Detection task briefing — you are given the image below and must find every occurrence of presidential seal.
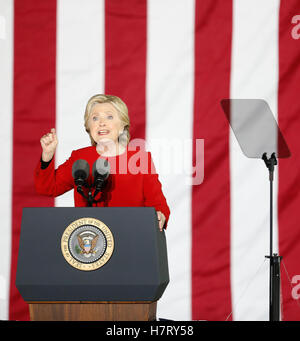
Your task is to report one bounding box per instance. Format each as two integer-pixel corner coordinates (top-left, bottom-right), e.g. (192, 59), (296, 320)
(61, 217), (114, 271)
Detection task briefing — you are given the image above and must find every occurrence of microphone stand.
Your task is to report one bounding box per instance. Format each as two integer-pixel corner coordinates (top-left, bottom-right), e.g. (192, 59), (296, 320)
(75, 179), (106, 207)
(262, 152), (282, 321)
(76, 184), (94, 207)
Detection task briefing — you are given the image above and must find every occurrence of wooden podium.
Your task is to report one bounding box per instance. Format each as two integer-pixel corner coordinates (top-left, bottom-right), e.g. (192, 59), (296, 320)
(16, 207), (169, 321)
(28, 301), (157, 321)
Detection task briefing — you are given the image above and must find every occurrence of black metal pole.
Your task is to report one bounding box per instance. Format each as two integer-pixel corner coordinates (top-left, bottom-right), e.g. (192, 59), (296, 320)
(269, 174), (273, 321)
(271, 254), (281, 320)
(270, 168), (273, 257)
(262, 152), (281, 321)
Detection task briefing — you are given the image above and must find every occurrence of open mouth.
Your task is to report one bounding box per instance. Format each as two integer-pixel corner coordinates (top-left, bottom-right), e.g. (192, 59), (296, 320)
(98, 130), (110, 136)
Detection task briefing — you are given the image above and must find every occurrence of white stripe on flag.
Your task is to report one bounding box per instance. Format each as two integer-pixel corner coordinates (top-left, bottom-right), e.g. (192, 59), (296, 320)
(146, 0), (195, 321)
(0, 0), (13, 320)
(230, 0), (280, 320)
(55, 0), (105, 207)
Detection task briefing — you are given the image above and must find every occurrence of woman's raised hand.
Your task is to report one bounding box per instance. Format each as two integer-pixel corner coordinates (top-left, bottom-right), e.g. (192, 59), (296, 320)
(40, 128), (58, 162)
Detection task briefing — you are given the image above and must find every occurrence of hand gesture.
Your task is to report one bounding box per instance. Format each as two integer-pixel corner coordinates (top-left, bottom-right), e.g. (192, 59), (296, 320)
(40, 128), (58, 162)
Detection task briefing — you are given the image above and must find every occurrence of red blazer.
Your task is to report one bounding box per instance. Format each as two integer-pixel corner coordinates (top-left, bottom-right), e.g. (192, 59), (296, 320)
(34, 146), (170, 228)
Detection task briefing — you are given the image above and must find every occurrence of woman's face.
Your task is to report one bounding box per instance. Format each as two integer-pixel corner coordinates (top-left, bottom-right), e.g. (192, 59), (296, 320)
(88, 102), (124, 146)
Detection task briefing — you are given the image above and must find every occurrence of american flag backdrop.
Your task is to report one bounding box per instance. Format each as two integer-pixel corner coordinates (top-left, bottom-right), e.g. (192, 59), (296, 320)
(0, 0), (300, 321)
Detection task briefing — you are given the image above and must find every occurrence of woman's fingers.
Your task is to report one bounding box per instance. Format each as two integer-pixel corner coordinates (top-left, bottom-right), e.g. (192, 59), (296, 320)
(40, 128), (57, 146)
(41, 136), (53, 147)
(40, 128), (58, 162)
(42, 135), (51, 144)
(157, 211), (166, 231)
(50, 128), (58, 141)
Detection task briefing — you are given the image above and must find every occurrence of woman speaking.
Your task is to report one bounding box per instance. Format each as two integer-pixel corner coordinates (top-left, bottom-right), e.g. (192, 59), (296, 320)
(34, 94), (170, 230)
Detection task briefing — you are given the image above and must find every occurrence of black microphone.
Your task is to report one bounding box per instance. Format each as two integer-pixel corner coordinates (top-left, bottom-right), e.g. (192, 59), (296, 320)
(72, 159), (90, 189)
(92, 158), (110, 192)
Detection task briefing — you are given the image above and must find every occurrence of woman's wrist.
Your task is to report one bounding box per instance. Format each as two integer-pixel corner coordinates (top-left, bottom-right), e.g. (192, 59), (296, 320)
(42, 151), (54, 162)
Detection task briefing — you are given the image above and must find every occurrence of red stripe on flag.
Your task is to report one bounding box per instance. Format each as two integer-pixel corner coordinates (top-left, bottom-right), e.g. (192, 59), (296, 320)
(192, 0), (233, 320)
(278, 0), (300, 321)
(11, 0), (57, 320)
(105, 0), (147, 140)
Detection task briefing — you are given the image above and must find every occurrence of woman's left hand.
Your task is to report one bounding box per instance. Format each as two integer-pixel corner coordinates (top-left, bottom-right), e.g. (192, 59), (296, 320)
(157, 211), (166, 231)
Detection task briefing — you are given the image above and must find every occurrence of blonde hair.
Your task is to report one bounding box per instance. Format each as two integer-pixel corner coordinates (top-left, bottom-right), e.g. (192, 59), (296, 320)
(84, 94), (130, 146)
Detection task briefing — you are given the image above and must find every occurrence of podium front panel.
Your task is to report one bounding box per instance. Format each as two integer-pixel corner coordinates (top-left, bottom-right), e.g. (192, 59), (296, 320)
(16, 207), (169, 302)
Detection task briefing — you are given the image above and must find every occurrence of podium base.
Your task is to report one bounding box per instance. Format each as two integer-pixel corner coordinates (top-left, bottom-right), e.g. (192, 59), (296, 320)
(28, 301), (157, 321)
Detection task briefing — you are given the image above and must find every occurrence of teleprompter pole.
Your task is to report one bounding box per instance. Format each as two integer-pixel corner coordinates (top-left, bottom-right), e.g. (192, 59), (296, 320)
(262, 152), (282, 321)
